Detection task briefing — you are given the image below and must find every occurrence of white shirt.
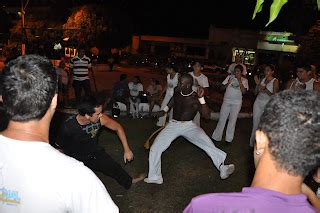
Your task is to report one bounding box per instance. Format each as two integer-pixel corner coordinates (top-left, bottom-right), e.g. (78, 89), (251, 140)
(128, 82), (143, 97)
(0, 135), (118, 213)
(188, 72), (209, 91)
(227, 63), (247, 75)
(290, 78), (315, 90)
(222, 75), (249, 103)
(256, 78), (277, 102)
(166, 73), (179, 96)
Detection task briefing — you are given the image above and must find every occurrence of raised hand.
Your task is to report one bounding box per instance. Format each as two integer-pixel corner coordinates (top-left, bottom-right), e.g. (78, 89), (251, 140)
(254, 75), (260, 85)
(259, 84), (266, 91)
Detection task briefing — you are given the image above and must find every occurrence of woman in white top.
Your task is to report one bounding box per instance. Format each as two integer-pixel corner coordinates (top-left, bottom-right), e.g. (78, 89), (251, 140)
(212, 65), (249, 144)
(250, 64), (279, 146)
(128, 76), (143, 118)
(188, 62), (210, 126)
(156, 65), (179, 126)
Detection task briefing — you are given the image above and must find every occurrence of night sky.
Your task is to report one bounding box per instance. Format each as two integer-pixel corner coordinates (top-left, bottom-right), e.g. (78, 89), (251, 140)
(1, 0), (319, 37)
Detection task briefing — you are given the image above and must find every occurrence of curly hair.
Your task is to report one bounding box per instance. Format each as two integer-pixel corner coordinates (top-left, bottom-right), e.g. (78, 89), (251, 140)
(258, 90), (320, 177)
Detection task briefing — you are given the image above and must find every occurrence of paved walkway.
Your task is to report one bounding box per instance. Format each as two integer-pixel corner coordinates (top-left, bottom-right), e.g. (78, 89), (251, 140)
(60, 64), (254, 117)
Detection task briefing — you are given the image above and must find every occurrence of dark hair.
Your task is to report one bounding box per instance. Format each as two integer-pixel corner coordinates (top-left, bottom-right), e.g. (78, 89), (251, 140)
(165, 63), (177, 71)
(77, 96), (102, 116)
(2, 55), (57, 121)
(258, 90), (320, 177)
(296, 62), (311, 72)
(193, 61), (203, 68)
(120, 74), (127, 81)
(133, 75), (142, 84)
(264, 63), (278, 78)
(265, 63), (275, 71)
(234, 64), (243, 72)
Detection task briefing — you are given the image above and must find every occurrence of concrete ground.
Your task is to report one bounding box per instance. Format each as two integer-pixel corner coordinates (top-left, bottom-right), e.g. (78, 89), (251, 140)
(51, 66), (256, 212)
(49, 111), (255, 213)
(1, 65), (256, 212)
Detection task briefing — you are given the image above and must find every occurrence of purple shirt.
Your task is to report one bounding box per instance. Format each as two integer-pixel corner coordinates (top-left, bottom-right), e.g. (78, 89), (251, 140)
(184, 187), (317, 213)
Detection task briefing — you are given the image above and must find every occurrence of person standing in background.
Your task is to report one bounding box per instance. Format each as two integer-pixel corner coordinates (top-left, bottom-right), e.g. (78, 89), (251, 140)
(188, 62), (209, 127)
(287, 63), (320, 91)
(56, 60), (71, 108)
(70, 47), (92, 106)
(250, 64), (279, 147)
(212, 65), (248, 144)
(227, 54), (247, 76)
(156, 65), (179, 126)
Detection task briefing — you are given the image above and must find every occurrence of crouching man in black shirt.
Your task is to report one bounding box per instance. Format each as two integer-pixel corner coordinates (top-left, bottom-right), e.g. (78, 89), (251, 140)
(58, 96), (144, 189)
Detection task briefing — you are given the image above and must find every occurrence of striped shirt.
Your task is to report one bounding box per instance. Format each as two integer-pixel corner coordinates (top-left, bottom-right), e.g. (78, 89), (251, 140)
(70, 55), (92, 81)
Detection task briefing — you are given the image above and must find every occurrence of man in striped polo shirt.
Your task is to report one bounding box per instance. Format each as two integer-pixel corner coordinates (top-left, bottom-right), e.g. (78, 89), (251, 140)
(70, 48), (92, 105)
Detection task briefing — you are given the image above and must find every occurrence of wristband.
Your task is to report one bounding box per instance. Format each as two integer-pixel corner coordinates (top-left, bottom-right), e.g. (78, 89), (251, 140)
(163, 106), (169, 112)
(198, 97), (206, 104)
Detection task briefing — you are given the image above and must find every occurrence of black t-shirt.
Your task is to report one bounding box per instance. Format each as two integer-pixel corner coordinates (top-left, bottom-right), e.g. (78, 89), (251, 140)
(112, 81), (129, 98)
(58, 115), (102, 161)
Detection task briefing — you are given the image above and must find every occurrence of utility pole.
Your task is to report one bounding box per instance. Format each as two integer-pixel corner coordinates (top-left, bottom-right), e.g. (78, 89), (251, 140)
(21, 0), (27, 55)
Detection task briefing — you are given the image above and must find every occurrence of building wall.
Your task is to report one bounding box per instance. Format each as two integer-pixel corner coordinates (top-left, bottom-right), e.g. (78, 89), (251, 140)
(131, 27), (298, 67)
(208, 25), (259, 49)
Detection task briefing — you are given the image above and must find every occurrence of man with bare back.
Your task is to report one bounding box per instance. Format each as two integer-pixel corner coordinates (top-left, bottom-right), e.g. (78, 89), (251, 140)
(144, 74), (235, 184)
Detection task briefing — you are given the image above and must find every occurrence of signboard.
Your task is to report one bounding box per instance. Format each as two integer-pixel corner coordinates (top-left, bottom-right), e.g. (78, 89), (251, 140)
(65, 47), (77, 58)
(258, 31), (298, 53)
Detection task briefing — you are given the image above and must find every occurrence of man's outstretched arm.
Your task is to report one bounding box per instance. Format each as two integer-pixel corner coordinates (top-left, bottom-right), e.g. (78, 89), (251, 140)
(100, 114), (133, 163)
(152, 95), (175, 118)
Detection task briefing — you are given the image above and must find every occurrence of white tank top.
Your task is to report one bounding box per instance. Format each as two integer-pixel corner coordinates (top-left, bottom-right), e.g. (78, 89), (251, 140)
(256, 78), (277, 101)
(166, 73), (179, 95)
(290, 78), (315, 90)
(305, 78), (315, 90)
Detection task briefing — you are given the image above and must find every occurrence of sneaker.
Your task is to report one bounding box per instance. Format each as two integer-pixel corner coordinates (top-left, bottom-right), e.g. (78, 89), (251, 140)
(219, 164), (235, 179)
(144, 177), (163, 184)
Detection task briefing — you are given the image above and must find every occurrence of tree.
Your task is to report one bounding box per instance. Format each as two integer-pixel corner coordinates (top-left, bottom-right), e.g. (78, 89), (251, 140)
(63, 4), (133, 49)
(63, 5), (108, 46)
(253, 0), (320, 26)
(295, 20), (320, 65)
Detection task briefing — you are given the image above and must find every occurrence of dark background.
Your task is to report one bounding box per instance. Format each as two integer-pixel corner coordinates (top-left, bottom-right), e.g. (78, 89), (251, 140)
(1, 0), (319, 37)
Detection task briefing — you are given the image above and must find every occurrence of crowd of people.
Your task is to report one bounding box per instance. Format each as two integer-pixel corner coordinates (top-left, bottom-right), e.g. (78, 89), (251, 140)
(0, 52), (319, 212)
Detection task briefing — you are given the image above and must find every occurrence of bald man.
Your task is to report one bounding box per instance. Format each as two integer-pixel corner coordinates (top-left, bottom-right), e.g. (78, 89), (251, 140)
(144, 74), (234, 184)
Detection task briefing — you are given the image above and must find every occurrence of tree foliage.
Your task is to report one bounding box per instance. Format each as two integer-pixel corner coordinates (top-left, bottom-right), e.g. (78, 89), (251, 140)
(253, 0), (320, 26)
(63, 4), (133, 48)
(63, 5), (108, 46)
(296, 20), (320, 65)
